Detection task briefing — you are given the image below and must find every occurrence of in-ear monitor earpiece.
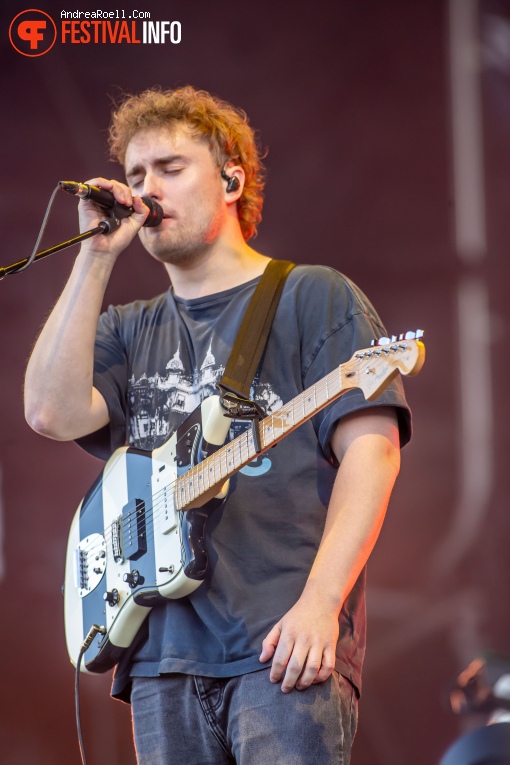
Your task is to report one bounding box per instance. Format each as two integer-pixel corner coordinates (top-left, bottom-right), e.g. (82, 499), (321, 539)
(221, 165), (240, 193)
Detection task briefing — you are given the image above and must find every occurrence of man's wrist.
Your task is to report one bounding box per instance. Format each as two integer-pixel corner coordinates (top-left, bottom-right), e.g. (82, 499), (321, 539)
(76, 242), (121, 270)
(301, 577), (344, 616)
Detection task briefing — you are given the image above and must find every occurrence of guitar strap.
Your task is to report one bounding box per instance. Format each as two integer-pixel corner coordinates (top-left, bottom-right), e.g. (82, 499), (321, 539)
(217, 258), (295, 401)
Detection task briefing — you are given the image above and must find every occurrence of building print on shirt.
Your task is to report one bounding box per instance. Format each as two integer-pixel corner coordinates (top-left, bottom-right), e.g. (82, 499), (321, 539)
(127, 341), (282, 478)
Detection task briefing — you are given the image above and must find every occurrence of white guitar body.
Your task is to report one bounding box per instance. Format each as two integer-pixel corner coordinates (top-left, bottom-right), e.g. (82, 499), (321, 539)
(64, 396), (231, 673)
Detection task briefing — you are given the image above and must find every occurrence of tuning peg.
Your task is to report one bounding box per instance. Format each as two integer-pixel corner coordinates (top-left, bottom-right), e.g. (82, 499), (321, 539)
(372, 330), (424, 347)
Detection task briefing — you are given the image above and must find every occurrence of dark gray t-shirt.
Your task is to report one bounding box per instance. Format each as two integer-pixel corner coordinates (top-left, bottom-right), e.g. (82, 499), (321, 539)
(79, 264), (411, 702)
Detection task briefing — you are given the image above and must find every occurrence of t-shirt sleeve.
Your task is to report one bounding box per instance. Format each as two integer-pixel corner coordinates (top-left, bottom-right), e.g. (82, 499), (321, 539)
(298, 269), (412, 462)
(75, 305), (130, 460)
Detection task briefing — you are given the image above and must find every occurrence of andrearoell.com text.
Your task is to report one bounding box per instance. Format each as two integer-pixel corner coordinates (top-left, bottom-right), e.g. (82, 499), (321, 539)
(61, 10), (150, 19)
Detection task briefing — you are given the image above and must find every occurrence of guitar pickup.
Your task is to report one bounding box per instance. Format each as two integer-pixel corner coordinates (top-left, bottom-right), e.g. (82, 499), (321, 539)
(121, 498), (147, 561)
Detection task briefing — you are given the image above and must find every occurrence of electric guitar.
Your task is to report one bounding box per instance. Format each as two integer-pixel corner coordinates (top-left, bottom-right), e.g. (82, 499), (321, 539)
(64, 331), (425, 673)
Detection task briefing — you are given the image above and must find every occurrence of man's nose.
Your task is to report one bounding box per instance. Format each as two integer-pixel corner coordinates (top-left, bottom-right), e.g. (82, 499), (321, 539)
(141, 172), (162, 199)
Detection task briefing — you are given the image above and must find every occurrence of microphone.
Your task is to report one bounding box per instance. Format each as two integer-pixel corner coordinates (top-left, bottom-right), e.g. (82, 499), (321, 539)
(58, 181), (164, 227)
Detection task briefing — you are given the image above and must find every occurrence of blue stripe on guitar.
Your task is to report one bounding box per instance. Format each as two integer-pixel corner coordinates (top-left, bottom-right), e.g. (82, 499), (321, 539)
(124, 449), (156, 602)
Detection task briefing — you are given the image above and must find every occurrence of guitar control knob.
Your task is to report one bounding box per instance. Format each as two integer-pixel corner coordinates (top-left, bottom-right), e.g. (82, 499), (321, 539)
(103, 588), (119, 606)
(123, 570), (141, 588)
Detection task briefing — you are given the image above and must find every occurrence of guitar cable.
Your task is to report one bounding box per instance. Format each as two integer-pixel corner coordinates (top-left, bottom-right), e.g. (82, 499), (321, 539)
(75, 625), (106, 765)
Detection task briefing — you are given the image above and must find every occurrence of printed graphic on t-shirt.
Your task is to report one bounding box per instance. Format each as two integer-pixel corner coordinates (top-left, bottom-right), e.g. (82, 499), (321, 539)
(127, 341), (282, 472)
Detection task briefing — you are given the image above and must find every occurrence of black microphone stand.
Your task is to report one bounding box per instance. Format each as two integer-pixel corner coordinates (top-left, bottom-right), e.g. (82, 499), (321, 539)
(0, 218), (119, 280)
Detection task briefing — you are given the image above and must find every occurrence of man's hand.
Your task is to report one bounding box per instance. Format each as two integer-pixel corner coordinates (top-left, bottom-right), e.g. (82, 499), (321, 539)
(78, 177), (150, 261)
(260, 586), (339, 693)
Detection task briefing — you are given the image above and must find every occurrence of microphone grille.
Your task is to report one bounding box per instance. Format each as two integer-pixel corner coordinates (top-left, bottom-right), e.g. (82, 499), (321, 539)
(141, 198), (164, 228)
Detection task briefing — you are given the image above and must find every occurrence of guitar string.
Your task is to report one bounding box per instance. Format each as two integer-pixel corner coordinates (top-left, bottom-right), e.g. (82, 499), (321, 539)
(75, 346), (409, 568)
(74, 347), (401, 567)
(77, 424), (252, 566)
(75, 369), (343, 567)
(76, 347), (401, 567)
(77, 375), (331, 566)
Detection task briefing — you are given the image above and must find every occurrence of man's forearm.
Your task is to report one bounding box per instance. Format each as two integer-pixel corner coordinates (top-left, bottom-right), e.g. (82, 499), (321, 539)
(24, 248), (115, 440)
(305, 421), (400, 612)
(260, 408), (401, 692)
(25, 180), (150, 441)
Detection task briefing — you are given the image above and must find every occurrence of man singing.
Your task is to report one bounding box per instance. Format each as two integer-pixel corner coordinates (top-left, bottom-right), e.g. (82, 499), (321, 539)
(25, 86), (410, 764)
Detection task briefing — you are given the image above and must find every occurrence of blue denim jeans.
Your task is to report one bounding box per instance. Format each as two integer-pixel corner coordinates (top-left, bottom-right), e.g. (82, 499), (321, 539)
(131, 668), (358, 765)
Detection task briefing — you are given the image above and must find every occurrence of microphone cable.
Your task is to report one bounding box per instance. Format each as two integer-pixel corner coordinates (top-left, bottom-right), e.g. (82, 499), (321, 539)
(13, 185), (60, 273)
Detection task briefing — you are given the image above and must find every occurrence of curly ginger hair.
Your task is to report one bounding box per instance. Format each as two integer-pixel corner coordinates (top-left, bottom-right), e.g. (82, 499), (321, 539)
(108, 86), (265, 241)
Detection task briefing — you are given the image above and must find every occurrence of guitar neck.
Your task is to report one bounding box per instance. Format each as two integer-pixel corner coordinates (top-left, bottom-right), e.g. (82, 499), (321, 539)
(174, 360), (358, 510)
(174, 333), (425, 511)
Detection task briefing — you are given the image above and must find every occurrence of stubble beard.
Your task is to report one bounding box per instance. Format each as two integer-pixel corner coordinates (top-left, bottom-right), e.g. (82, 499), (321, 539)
(145, 230), (212, 267)
(140, 193), (226, 267)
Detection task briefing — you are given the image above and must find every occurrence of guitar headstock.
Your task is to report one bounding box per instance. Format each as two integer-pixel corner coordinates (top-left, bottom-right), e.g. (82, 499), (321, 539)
(343, 330), (425, 401)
